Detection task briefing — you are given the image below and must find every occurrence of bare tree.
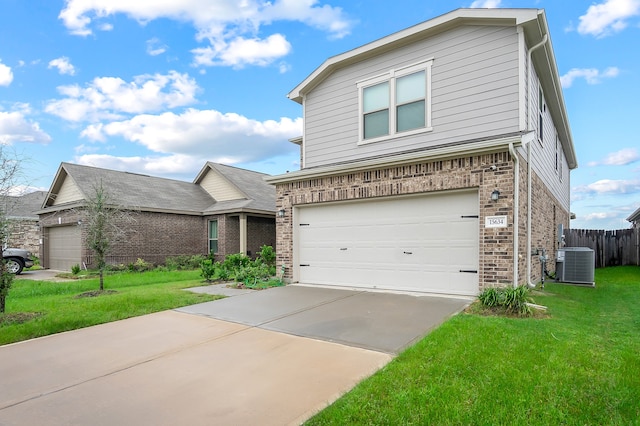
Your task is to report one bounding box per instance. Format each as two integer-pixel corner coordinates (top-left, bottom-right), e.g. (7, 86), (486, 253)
(82, 180), (137, 291)
(0, 147), (21, 313)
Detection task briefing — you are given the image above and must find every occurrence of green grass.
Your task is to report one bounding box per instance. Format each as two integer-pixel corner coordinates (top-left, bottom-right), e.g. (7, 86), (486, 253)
(0, 269), (221, 346)
(306, 266), (640, 425)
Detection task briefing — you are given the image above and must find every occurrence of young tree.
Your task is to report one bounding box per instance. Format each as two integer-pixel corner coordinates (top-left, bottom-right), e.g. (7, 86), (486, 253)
(0, 147), (21, 313)
(82, 180), (136, 291)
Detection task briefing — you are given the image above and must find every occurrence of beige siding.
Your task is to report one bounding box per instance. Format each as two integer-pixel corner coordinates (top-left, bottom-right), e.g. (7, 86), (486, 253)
(199, 169), (245, 201)
(303, 25), (521, 168)
(52, 176), (83, 205)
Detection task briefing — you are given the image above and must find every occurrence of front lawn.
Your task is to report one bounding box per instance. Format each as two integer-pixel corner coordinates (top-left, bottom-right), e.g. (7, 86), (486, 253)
(0, 270), (221, 346)
(306, 266), (640, 425)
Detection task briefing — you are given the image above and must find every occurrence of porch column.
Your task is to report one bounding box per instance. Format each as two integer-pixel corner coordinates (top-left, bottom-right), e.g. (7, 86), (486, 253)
(239, 213), (247, 255)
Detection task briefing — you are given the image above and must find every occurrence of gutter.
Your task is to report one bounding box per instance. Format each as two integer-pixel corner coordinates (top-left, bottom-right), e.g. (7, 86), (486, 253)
(508, 142), (520, 288)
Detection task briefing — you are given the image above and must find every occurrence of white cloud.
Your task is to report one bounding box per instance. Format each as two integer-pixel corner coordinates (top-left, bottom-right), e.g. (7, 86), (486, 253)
(469, 0), (502, 8)
(0, 107), (52, 145)
(80, 108), (302, 163)
(587, 148), (639, 166)
(77, 108), (302, 177)
(577, 0), (640, 37)
(48, 56), (76, 75)
(58, 0), (353, 68)
(573, 179), (640, 195)
(45, 71), (199, 122)
(192, 33), (291, 68)
(580, 211), (620, 221)
(0, 60), (13, 86)
(146, 38), (167, 56)
(560, 67), (619, 88)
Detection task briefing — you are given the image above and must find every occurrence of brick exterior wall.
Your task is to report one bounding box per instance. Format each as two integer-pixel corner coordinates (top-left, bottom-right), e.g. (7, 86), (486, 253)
(247, 216), (276, 257)
(40, 210), (206, 267)
(527, 166), (570, 283)
(275, 150), (569, 291)
(6, 219), (40, 255)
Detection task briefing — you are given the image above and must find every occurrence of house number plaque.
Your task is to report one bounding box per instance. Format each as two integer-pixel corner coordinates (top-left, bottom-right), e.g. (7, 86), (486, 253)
(485, 215), (508, 228)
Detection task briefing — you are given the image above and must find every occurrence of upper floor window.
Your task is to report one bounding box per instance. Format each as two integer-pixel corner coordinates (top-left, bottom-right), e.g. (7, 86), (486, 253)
(358, 59), (433, 144)
(538, 85), (546, 145)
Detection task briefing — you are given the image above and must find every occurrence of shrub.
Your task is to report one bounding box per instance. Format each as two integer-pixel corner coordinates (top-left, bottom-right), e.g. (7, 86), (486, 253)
(127, 258), (154, 273)
(478, 285), (532, 316)
(165, 254), (206, 271)
(71, 264), (81, 275)
(222, 253), (251, 271)
(200, 259), (217, 282)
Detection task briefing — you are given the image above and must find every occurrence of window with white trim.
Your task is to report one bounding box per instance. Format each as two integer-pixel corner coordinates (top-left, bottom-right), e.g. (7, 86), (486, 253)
(538, 85), (546, 145)
(208, 220), (218, 254)
(358, 59), (433, 143)
(555, 134), (559, 172)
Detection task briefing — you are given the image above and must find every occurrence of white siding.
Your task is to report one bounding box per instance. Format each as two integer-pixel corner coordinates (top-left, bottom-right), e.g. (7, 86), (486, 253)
(52, 176), (83, 205)
(303, 25), (521, 167)
(199, 169), (245, 201)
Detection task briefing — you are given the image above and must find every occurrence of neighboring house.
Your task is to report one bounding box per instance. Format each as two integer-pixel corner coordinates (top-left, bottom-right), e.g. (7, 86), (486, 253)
(1, 191), (47, 254)
(266, 8), (577, 296)
(627, 206), (640, 229)
(38, 162), (275, 271)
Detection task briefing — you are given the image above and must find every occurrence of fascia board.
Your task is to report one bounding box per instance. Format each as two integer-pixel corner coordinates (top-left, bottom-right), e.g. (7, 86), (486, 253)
(627, 206), (640, 222)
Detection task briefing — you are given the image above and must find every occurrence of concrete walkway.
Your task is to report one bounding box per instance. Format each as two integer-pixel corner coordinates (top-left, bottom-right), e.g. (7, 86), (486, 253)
(0, 285), (470, 425)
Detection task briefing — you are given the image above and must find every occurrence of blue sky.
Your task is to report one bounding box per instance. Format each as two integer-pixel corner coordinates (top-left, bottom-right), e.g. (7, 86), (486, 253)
(0, 0), (638, 230)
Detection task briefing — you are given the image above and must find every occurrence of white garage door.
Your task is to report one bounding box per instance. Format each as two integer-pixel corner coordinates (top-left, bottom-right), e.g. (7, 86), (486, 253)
(296, 190), (479, 296)
(48, 226), (82, 271)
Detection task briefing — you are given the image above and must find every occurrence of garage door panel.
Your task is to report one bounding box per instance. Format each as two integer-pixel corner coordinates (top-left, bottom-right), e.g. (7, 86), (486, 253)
(48, 226), (81, 271)
(296, 191), (479, 296)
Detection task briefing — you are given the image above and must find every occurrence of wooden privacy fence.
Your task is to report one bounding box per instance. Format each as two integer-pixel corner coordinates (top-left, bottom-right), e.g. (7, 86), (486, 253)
(564, 228), (639, 268)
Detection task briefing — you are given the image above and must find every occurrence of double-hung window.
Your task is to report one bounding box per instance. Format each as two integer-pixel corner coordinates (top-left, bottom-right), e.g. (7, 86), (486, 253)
(358, 59), (433, 144)
(208, 220), (218, 254)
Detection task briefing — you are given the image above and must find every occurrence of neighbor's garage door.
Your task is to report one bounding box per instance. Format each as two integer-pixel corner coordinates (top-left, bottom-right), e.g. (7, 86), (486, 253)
(47, 226), (81, 271)
(296, 190), (479, 296)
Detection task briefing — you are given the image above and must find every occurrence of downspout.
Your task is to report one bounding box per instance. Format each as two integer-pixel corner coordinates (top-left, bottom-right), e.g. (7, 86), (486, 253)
(526, 34), (548, 288)
(508, 142), (519, 288)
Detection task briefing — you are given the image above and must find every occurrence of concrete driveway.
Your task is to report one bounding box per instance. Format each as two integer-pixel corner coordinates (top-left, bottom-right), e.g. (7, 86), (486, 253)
(0, 285), (470, 425)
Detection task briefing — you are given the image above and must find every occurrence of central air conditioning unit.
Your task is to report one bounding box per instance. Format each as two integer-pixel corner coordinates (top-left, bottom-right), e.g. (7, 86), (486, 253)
(556, 247), (595, 286)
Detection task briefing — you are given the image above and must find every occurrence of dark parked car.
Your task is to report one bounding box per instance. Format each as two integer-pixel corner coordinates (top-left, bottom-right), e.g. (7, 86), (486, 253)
(2, 248), (34, 275)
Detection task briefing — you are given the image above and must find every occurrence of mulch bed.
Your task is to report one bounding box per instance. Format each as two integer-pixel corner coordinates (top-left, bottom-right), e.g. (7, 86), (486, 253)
(464, 300), (550, 319)
(74, 290), (119, 298)
(0, 312), (44, 325)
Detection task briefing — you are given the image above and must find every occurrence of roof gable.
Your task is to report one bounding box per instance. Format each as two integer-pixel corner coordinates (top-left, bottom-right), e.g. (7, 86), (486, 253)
(288, 8), (541, 103)
(197, 163), (276, 214)
(195, 164), (247, 201)
(52, 173), (83, 206)
(287, 7), (576, 170)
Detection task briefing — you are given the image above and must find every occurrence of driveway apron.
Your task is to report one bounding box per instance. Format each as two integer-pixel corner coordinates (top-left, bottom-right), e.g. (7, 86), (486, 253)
(0, 285), (469, 426)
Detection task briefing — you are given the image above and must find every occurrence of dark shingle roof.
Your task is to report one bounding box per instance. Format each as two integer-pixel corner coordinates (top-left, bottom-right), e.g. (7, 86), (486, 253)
(54, 163), (215, 214)
(1, 191), (47, 219)
(41, 162), (275, 216)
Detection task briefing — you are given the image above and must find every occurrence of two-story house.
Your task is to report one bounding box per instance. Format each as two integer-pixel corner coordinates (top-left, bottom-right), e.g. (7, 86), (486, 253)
(267, 8), (577, 296)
